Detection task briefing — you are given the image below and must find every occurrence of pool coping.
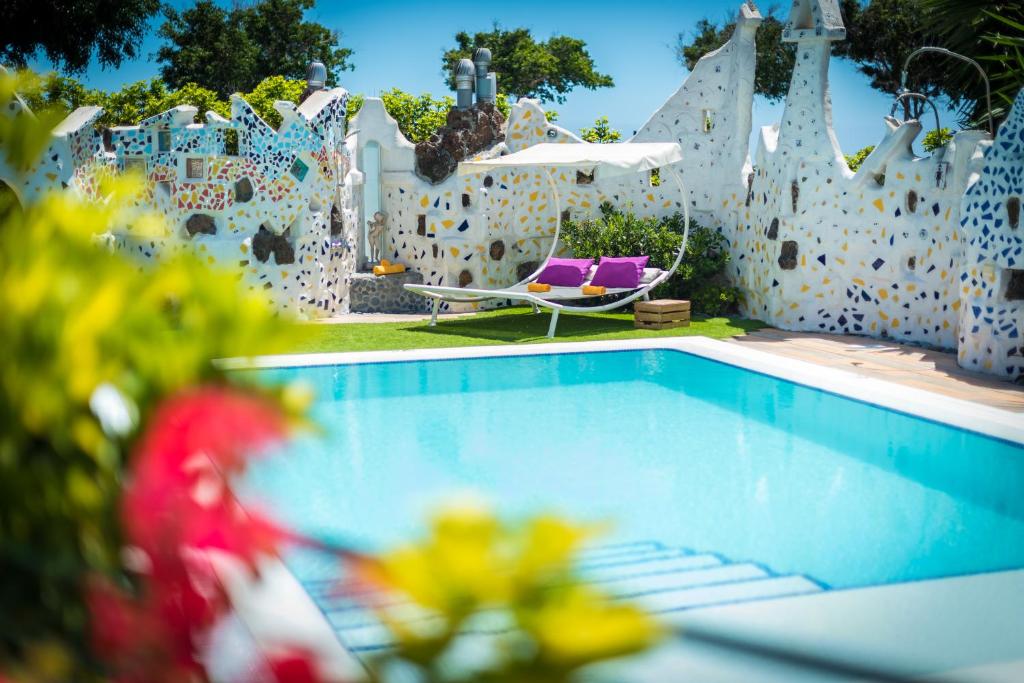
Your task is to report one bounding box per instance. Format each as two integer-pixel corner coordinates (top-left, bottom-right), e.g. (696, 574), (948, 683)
(219, 336), (1024, 446)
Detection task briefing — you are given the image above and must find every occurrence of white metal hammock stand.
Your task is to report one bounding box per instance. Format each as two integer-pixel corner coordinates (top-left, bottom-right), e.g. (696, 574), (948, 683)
(403, 143), (690, 338)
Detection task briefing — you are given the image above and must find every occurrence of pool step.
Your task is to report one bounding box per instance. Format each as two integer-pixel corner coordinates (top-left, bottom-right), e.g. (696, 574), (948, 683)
(302, 541), (825, 654)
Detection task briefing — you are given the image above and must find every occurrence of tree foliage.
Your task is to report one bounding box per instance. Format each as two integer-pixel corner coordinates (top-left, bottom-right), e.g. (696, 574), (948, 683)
(675, 0), (1024, 128)
(19, 73), (309, 129)
(156, 0), (353, 98)
(347, 90), (514, 143)
(442, 26), (613, 103)
(580, 116), (622, 143)
(922, 0), (1024, 127)
(832, 0), (951, 119)
(675, 10), (795, 102)
(0, 0), (160, 73)
(844, 144), (875, 171)
(922, 127), (953, 152)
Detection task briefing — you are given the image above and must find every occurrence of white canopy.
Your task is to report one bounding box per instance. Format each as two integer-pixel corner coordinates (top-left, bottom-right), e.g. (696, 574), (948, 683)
(457, 142), (684, 179)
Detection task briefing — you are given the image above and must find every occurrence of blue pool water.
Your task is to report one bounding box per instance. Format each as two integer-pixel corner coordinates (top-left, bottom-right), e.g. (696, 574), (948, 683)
(239, 349), (1024, 590)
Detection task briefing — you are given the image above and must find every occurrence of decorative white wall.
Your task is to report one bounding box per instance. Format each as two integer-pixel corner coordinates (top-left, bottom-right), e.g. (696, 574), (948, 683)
(4, 0), (1021, 378)
(958, 92), (1024, 380)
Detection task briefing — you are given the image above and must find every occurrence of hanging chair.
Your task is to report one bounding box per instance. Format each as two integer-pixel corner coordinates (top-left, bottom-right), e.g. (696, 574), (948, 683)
(403, 142), (689, 337)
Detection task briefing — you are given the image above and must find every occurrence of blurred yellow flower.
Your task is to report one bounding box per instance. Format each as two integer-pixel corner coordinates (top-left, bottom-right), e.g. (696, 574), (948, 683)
(524, 584), (662, 667)
(359, 504), (663, 681)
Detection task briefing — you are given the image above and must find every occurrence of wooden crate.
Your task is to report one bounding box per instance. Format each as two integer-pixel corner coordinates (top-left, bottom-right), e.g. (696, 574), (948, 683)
(635, 299), (691, 314)
(634, 309), (691, 323)
(634, 318), (690, 330)
(634, 299), (691, 330)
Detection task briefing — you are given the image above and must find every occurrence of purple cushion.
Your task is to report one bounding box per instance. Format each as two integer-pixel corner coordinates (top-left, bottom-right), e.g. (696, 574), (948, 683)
(536, 257), (594, 286)
(590, 256), (650, 288)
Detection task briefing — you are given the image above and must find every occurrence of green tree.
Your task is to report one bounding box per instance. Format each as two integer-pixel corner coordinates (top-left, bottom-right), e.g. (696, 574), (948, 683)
(15, 72), (101, 114)
(675, 10), (795, 101)
(156, 1), (258, 98)
(95, 78), (172, 127)
(674, 0), (942, 118)
(580, 116), (621, 143)
(922, 0), (1024, 127)
(0, 0), (160, 73)
(442, 26), (613, 103)
(242, 76), (307, 128)
(832, 0), (951, 120)
(922, 127), (953, 152)
(347, 90), (517, 143)
(157, 0), (353, 98)
(844, 144), (875, 171)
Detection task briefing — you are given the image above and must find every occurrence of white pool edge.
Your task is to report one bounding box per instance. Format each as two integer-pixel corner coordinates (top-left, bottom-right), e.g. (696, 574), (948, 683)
(218, 336), (1024, 446)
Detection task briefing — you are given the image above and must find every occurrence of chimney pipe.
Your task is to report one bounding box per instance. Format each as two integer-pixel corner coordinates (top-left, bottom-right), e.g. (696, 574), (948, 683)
(472, 47), (493, 104)
(454, 58), (475, 110)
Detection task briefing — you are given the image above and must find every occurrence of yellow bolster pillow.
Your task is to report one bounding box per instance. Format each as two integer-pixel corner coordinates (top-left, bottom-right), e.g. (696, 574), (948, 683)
(582, 285), (607, 295)
(528, 282), (551, 293)
(373, 263), (406, 276)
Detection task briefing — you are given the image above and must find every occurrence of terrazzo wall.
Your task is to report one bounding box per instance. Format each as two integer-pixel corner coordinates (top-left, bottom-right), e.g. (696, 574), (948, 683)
(3, 0), (1021, 377)
(345, 5), (762, 312)
(721, 0), (993, 353)
(958, 93), (1024, 379)
(3, 86), (357, 318)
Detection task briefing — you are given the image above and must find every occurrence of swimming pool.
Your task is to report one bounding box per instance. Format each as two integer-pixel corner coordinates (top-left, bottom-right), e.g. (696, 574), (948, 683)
(239, 345), (1024, 592)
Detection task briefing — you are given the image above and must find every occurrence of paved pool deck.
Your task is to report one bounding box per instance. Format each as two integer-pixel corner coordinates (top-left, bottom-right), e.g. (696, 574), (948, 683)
(728, 328), (1024, 413)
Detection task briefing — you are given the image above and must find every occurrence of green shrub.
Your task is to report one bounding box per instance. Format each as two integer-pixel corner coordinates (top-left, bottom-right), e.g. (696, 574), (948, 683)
(560, 204), (741, 315)
(690, 283), (742, 317)
(844, 144), (875, 172)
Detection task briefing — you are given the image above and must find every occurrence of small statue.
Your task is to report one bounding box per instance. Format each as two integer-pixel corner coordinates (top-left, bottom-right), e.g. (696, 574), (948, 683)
(366, 211), (387, 264)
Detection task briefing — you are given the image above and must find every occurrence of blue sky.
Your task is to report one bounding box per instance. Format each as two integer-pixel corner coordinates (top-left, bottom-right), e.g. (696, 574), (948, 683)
(30, 0), (958, 155)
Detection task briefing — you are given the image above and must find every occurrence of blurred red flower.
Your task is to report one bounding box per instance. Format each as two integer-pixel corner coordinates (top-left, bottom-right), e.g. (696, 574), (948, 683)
(89, 385), (319, 682)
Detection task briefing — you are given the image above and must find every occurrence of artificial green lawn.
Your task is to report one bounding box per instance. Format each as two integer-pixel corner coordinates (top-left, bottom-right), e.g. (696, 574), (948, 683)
(279, 307), (767, 354)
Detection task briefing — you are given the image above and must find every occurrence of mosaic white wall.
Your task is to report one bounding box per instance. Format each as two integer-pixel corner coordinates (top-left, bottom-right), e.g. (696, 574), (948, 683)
(2, 86), (357, 319)
(3, 0), (1021, 377)
(958, 93), (1024, 379)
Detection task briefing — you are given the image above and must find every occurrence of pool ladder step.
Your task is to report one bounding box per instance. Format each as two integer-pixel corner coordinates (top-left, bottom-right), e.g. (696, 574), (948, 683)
(306, 541), (826, 654)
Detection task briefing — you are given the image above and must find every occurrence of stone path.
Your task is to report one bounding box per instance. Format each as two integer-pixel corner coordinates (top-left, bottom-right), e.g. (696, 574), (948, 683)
(729, 328), (1024, 412)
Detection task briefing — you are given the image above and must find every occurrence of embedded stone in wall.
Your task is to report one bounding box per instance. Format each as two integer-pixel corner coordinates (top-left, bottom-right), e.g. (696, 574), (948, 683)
(458, 269), (474, 288)
(186, 213), (216, 237)
(778, 240), (798, 270)
(330, 204), (344, 236)
(235, 177), (254, 203)
(517, 260), (539, 282)
(1009, 196), (1020, 230)
(489, 240), (505, 261)
(767, 217), (779, 240)
(252, 225), (295, 265)
(349, 270), (428, 313)
(1007, 269), (1024, 301)
(415, 102), (505, 184)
